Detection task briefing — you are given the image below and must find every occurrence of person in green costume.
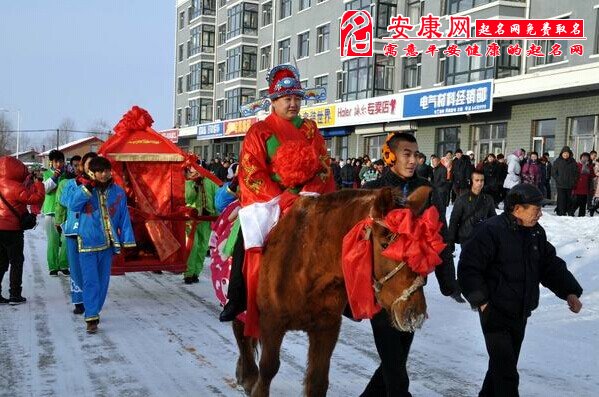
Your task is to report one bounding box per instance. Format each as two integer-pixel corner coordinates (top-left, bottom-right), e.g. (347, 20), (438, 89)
(184, 167), (219, 284)
(41, 150), (69, 276)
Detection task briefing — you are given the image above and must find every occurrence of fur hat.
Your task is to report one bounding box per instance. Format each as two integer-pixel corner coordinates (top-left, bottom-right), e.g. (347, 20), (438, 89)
(267, 64), (305, 100)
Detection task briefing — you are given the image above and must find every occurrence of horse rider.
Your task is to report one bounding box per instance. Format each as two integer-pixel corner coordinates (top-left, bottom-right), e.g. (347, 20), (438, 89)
(361, 132), (460, 397)
(218, 64), (335, 337)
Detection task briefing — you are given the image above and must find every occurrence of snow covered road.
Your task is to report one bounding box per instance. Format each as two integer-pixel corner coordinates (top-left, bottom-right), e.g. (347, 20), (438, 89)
(1, 210), (597, 396)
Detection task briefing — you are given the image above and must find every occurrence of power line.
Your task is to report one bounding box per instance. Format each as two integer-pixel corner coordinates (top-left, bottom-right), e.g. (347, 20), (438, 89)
(2, 129), (112, 136)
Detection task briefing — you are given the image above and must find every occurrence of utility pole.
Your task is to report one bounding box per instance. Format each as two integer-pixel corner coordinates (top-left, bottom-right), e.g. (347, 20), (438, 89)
(56, 129), (59, 150)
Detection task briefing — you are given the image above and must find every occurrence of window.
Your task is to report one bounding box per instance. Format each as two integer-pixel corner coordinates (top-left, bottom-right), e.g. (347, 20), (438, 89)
(228, 4), (243, 39)
(315, 75), (328, 102)
(228, 3), (258, 39)
(202, 25), (215, 53)
(496, 40), (520, 78)
(225, 88), (256, 119)
(278, 38), (291, 63)
(366, 135), (387, 161)
(436, 127), (461, 156)
(200, 99), (213, 122)
(316, 24), (330, 53)
(216, 99), (225, 119)
(447, 0), (498, 14)
(176, 109), (182, 127)
(336, 71), (344, 100)
(596, 9), (599, 54)
(532, 119), (556, 157)
(189, 63), (201, 91)
(445, 39), (495, 85)
(189, 100), (199, 125)
(337, 135), (349, 160)
(374, 55), (394, 95)
(218, 24), (227, 45)
(201, 62), (214, 89)
(402, 55), (421, 89)
(345, 0), (372, 10)
(242, 3), (259, 35)
(262, 1), (272, 26)
(300, 0), (311, 10)
(185, 107), (191, 125)
(217, 62), (225, 82)
(219, 0), (226, 7)
(567, 116), (599, 158)
(280, 0), (292, 19)
(179, 11), (185, 29)
(377, 1), (397, 38)
(177, 76), (183, 94)
(189, 27), (201, 56)
(190, 0), (216, 18)
(259, 88), (269, 98)
(178, 44), (184, 62)
(186, 73), (191, 91)
(188, 98), (213, 125)
(227, 46), (257, 80)
(342, 57), (373, 101)
(406, 0), (424, 24)
(260, 45), (271, 70)
(297, 31), (309, 58)
(437, 49), (446, 83)
(473, 123), (507, 160)
(533, 39), (567, 66)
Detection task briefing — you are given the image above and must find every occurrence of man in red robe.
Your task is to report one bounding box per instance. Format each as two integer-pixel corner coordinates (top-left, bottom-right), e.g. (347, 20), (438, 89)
(220, 64), (335, 337)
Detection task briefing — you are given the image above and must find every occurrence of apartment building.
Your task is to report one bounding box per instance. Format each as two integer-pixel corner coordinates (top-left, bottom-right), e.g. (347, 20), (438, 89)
(174, 0), (599, 162)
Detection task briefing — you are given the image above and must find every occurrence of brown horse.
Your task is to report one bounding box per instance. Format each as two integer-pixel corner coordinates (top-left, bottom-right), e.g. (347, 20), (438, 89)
(233, 186), (434, 396)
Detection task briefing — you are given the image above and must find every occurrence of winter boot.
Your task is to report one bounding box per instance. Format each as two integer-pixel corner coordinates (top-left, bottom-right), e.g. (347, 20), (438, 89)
(192, 275), (200, 283)
(183, 276), (195, 284)
(60, 269), (70, 276)
(9, 296), (27, 305)
(86, 319), (99, 334)
(0, 295), (9, 304)
(49, 270), (59, 277)
(73, 303), (85, 315)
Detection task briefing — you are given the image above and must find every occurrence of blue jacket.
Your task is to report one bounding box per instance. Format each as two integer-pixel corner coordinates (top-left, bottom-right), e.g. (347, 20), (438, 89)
(67, 181), (136, 253)
(59, 179), (80, 237)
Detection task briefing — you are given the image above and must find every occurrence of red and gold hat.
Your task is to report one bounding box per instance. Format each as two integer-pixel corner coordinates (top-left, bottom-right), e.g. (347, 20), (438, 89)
(267, 64), (305, 100)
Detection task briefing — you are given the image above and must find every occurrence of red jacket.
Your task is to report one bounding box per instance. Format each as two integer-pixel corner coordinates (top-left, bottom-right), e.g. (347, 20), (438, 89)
(0, 156), (45, 231)
(572, 162), (595, 195)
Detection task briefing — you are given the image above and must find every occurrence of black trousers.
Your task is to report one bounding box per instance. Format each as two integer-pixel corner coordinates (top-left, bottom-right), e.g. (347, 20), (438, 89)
(227, 229), (246, 308)
(570, 194), (587, 217)
(479, 306), (527, 397)
(361, 310), (415, 397)
(0, 230), (25, 298)
(556, 188), (572, 216)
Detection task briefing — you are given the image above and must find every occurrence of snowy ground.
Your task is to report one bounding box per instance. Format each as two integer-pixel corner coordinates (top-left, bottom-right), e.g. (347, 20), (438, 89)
(1, 207), (597, 397)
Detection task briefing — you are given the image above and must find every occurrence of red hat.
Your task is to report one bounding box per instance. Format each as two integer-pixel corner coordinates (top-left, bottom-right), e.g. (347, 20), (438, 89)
(267, 64), (305, 100)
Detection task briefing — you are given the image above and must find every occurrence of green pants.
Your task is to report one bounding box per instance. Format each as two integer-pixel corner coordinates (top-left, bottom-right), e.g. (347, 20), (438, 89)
(45, 215), (68, 271)
(185, 221), (211, 277)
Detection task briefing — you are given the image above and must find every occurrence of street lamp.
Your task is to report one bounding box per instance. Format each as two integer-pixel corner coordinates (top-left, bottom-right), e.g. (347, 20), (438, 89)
(0, 108), (21, 159)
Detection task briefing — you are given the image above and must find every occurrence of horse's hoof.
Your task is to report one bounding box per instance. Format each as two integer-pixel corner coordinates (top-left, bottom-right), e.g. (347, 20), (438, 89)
(242, 372), (258, 395)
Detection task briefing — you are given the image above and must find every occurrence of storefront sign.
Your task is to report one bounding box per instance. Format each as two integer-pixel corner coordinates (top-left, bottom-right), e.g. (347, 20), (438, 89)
(159, 129), (179, 143)
(335, 94), (403, 127)
(300, 104), (336, 128)
(197, 122), (224, 141)
(402, 80), (493, 120)
(224, 117), (258, 137)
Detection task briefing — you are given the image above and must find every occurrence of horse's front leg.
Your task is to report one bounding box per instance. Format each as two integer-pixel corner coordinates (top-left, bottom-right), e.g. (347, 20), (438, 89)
(251, 326), (285, 397)
(232, 319), (259, 394)
(304, 320), (342, 397)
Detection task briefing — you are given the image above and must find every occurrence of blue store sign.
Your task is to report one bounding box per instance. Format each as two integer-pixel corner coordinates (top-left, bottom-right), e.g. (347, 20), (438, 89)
(197, 122), (224, 140)
(402, 80), (493, 120)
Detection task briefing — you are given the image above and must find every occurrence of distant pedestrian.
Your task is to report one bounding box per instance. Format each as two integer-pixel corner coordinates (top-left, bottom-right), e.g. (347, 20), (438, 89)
(482, 153), (502, 206)
(552, 146), (578, 216)
(415, 153), (433, 181)
(503, 149), (524, 193)
(570, 152), (594, 217)
(540, 153), (552, 199)
(431, 155), (452, 214)
(452, 149), (474, 198)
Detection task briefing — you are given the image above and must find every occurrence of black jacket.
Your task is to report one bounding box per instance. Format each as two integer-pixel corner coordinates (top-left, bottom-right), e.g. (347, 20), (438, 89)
(416, 163), (433, 181)
(340, 164), (354, 186)
(452, 156), (474, 189)
(432, 165), (451, 192)
(448, 192), (496, 245)
(552, 147), (579, 189)
(365, 171), (456, 296)
(482, 161), (501, 192)
(458, 213), (582, 319)
(331, 163), (342, 188)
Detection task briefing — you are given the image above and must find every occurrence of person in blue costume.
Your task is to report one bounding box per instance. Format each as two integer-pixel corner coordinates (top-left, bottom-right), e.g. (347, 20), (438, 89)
(68, 156), (136, 334)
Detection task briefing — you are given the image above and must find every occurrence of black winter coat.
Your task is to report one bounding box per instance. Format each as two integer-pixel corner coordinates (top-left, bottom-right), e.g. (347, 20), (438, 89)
(432, 165), (452, 192)
(416, 163), (433, 181)
(458, 213), (582, 319)
(552, 148), (579, 189)
(448, 192), (496, 245)
(340, 164), (354, 186)
(452, 157), (474, 189)
(482, 161), (501, 192)
(365, 171), (457, 296)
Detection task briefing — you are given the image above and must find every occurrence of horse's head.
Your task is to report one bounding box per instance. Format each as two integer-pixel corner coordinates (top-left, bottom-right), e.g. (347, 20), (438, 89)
(370, 186), (432, 332)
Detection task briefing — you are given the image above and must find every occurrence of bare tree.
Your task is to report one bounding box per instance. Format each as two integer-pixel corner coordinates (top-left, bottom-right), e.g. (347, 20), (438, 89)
(87, 119), (112, 138)
(0, 114), (14, 155)
(57, 118), (76, 146)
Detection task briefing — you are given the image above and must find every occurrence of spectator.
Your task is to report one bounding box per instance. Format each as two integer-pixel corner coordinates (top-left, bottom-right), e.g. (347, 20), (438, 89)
(0, 157), (45, 305)
(458, 183), (582, 397)
(431, 154), (452, 210)
(589, 161), (599, 217)
(360, 159), (382, 185)
(496, 153), (508, 203)
(503, 149), (524, 194)
(570, 152), (594, 217)
(415, 153), (433, 181)
(41, 149), (70, 277)
(521, 151), (543, 190)
(452, 149), (474, 199)
(340, 160), (354, 189)
(353, 159), (363, 188)
(466, 150), (476, 166)
(540, 153), (553, 199)
(358, 159), (373, 184)
(441, 150), (454, 201)
(330, 158), (342, 190)
(68, 157), (136, 333)
(552, 146), (579, 216)
(482, 153), (502, 206)
(587, 150), (597, 210)
(448, 170), (496, 252)
(519, 148), (528, 167)
(214, 160), (229, 182)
